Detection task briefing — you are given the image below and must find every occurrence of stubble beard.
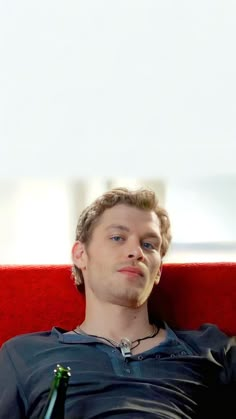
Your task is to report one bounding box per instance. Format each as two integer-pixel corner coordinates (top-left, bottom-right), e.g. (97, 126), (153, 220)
(108, 274), (154, 308)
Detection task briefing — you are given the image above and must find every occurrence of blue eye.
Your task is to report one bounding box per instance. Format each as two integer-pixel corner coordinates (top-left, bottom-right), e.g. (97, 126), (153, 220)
(111, 236), (123, 242)
(142, 242), (154, 250)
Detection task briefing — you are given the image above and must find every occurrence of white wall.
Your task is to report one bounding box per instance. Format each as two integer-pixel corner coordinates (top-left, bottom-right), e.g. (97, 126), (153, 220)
(166, 176), (236, 243)
(0, 180), (73, 264)
(0, 1), (236, 179)
(165, 176), (236, 262)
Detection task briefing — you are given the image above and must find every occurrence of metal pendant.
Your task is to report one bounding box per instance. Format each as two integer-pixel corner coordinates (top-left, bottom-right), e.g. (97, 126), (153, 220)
(119, 338), (132, 358)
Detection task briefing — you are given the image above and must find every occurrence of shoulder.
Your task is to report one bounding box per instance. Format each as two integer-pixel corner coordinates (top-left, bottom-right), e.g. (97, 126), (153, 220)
(173, 323), (233, 353)
(1, 328), (65, 362)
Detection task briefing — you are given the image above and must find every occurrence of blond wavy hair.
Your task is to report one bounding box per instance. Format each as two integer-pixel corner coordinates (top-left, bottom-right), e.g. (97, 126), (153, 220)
(72, 187), (171, 291)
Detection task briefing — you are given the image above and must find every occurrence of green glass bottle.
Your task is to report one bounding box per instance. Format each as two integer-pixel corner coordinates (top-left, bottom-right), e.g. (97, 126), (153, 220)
(40, 364), (71, 419)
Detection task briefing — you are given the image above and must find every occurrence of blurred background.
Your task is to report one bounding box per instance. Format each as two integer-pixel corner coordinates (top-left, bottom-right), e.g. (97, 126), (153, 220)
(0, 1), (235, 264)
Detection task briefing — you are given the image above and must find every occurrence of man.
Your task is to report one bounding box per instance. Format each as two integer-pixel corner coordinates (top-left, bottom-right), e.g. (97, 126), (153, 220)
(0, 187), (235, 418)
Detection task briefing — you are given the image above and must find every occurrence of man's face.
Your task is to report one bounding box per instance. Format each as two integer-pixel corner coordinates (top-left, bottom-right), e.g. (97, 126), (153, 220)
(73, 204), (162, 308)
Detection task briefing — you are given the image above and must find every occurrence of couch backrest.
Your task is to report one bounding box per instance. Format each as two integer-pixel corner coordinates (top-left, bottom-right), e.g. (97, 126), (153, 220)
(1, 263), (236, 346)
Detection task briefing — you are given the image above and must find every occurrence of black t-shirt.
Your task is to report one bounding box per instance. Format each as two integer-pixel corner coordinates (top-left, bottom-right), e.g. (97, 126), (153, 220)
(0, 323), (235, 418)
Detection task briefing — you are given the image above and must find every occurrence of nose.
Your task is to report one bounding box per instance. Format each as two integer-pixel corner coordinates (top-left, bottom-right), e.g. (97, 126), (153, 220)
(127, 240), (145, 261)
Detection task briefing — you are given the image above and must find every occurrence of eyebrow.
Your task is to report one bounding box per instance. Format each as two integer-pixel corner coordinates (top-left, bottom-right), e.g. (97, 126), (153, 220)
(105, 224), (130, 232)
(105, 224), (161, 242)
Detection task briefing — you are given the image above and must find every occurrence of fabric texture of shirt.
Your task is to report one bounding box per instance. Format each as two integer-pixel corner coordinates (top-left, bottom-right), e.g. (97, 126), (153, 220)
(0, 322), (235, 419)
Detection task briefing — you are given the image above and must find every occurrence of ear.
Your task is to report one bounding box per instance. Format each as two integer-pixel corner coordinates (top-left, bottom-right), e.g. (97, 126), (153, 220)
(72, 241), (87, 271)
(154, 263), (163, 285)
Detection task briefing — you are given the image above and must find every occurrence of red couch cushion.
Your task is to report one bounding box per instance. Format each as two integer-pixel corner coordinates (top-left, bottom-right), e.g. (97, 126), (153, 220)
(0, 263), (236, 346)
(149, 262), (236, 336)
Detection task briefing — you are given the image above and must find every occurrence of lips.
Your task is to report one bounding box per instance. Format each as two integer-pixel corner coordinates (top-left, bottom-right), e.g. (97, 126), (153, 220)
(118, 266), (144, 277)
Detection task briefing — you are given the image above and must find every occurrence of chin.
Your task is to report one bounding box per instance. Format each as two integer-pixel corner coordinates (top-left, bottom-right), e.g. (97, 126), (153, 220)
(116, 293), (146, 309)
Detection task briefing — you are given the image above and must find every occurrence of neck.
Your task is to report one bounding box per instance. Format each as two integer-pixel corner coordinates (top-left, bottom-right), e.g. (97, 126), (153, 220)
(80, 300), (152, 342)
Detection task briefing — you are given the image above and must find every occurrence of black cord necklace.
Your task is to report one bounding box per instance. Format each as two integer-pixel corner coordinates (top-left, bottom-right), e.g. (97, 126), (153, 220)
(73, 324), (160, 358)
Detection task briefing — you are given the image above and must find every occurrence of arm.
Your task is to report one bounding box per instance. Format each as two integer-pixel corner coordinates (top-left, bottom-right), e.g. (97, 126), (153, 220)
(0, 343), (27, 418)
(219, 336), (236, 418)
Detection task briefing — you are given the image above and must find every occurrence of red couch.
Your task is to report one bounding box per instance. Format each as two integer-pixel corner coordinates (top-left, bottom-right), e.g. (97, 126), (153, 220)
(1, 263), (236, 347)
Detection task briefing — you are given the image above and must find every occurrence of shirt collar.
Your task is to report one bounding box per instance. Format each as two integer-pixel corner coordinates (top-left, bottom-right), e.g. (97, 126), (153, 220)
(52, 322), (182, 346)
